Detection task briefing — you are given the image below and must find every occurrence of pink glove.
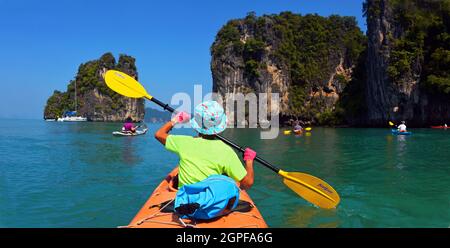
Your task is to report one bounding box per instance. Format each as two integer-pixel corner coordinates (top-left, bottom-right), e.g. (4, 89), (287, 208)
(243, 148), (256, 161)
(172, 111), (190, 124)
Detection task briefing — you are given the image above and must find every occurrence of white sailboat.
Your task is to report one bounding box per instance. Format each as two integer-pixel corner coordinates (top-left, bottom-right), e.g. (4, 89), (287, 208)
(57, 80), (87, 122)
(57, 115), (87, 122)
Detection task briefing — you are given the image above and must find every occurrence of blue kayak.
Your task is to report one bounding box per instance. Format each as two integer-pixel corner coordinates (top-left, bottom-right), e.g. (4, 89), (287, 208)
(391, 129), (412, 135)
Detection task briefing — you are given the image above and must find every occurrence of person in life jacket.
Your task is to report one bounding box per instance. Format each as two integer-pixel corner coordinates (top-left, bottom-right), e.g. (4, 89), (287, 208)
(398, 121), (407, 132)
(123, 116), (136, 133)
(154, 101), (257, 219)
(154, 100), (256, 190)
(293, 120), (303, 132)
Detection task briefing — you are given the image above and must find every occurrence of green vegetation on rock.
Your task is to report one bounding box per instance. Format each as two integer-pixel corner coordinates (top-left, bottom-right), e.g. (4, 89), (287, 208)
(212, 2), (449, 126)
(211, 11), (366, 125)
(371, 0), (450, 95)
(44, 53), (140, 120)
(338, 49), (368, 124)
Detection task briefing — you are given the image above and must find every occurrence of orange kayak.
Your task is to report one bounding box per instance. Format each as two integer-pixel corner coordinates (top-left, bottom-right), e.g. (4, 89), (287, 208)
(294, 129), (302, 135)
(124, 167), (268, 228)
(431, 126), (448, 129)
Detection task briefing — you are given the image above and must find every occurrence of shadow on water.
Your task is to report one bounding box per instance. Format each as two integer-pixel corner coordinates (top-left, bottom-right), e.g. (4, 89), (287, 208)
(283, 206), (340, 228)
(120, 137), (141, 166)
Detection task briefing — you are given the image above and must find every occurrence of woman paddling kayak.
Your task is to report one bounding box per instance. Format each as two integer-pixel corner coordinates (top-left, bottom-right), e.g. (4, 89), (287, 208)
(123, 116), (136, 134)
(154, 100), (256, 190)
(126, 102), (264, 228)
(152, 100), (258, 222)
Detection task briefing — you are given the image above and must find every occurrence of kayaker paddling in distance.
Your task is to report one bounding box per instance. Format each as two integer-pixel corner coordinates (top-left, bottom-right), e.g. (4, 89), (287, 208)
(397, 121), (408, 133)
(123, 116), (136, 134)
(293, 120), (303, 133)
(154, 100), (256, 190)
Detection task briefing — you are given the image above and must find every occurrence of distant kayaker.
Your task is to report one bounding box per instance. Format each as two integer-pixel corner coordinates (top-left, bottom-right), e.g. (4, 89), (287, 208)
(154, 100), (256, 190)
(123, 116), (136, 133)
(293, 120), (302, 130)
(398, 121), (407, 132)
(445, 124), (448, 128)
(293, 120), (302, 134)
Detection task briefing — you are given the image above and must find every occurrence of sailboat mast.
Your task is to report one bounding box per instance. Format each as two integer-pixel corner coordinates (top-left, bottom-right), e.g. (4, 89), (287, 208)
(75, 80), (77, 112)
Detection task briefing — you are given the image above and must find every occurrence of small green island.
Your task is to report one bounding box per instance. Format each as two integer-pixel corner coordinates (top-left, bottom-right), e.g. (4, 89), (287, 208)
(43, 53), (145, 122)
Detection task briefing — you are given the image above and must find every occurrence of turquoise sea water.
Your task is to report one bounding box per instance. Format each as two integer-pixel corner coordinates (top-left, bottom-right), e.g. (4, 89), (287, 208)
(0, 119), (449, 227)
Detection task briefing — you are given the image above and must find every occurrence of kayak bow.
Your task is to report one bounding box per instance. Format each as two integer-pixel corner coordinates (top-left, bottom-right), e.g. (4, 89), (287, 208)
(391, 129), (412, 135)
(124, 167), (268, 228)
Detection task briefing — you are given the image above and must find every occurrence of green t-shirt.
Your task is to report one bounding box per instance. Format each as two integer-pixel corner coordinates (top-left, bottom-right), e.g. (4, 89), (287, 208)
(165, 135), (247, 187)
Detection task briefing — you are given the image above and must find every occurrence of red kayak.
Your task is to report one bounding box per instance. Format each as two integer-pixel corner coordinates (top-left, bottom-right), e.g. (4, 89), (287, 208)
(431, 126), (448, 129)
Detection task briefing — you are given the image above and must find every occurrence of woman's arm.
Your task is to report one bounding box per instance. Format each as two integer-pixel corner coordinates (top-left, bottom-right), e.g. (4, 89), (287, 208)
(239, 160), (254, 190)
(154, 121), (175, 145)
(154, 112), (190, 145)
(239, 148), (256, 190)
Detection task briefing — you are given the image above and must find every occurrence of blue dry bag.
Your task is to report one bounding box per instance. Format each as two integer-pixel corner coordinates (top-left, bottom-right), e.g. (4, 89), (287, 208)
(174, 174), (240, 220)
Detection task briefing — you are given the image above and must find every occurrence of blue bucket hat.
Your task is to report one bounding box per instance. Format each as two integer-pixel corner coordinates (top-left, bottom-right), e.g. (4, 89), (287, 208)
(190, 101), (227, 135)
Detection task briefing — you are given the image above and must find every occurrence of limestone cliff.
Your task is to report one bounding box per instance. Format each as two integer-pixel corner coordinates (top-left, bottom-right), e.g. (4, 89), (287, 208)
(43, 53), (145, 121)
(364, 0), (450, 126)
(211, 12), (366, 125)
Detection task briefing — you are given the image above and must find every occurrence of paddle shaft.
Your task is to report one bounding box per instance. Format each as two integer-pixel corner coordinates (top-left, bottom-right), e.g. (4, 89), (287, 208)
(150, 97), (280, 173)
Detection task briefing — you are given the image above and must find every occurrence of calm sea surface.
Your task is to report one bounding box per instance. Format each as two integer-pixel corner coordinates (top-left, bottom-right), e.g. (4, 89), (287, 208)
(0, 119), (449, 227)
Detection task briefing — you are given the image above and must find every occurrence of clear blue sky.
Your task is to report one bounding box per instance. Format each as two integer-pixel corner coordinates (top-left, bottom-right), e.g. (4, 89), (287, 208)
(0, 0), (366, 119)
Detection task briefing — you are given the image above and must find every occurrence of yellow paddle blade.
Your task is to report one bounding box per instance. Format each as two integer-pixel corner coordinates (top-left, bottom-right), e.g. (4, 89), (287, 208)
(389, 121), (394, 126)
(279, 170), (340, 209)
(283, 130), (292, 135)
(104, 70), (152, 99)
(305, 127), (312, 131)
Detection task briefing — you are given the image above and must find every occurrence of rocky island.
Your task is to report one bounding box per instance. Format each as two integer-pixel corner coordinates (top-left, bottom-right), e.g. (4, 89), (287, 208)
(211, 11), (366, 126)
(363, 0), (450, 126)
(211, 0), (450, 127)
(43, 53), (145, 122)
